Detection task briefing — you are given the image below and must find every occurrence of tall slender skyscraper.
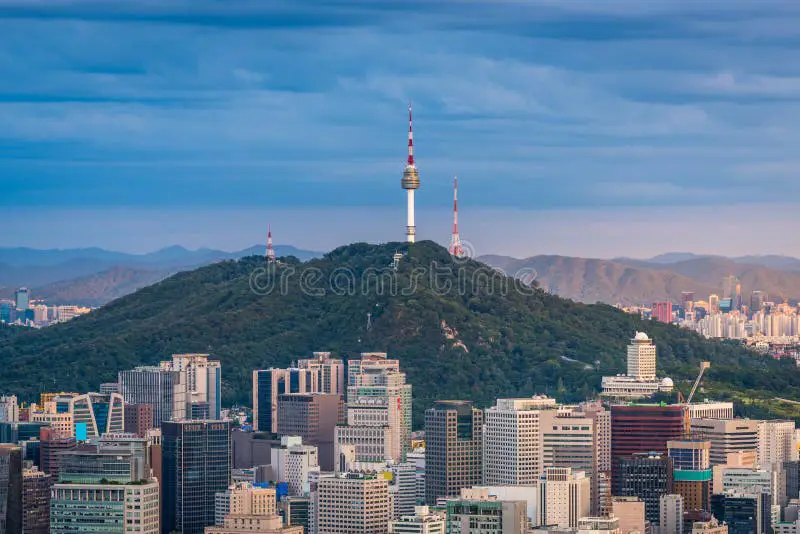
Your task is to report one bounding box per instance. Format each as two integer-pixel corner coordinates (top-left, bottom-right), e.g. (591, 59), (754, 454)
(162, 420), (231, 534)
(425, 401), (483, 504)
(401, 103), (420, 243)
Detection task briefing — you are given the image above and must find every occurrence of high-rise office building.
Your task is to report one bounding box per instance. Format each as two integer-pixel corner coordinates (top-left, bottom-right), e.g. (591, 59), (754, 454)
(0, 445), (22, 534)
(751, 291), (768, 313)
(316, 472), (390, 534)
(536, 467), (591, 529)
(347, 352), (399, 385)
(425, 401), (483, 504)
(67, 392), (125, 439)
(446, 488), (527, 534)
(163, 420), (231, 534)
(577, 401), (612, 515)
(0, 396), (18, 423)
(690, 418), (759, 467)
(338, 353), (412, 463)
(278, 496), (311, 533)
(711, 491), (769, 534)
(616, 453), (674, 525)
(50, 433), (159, 534)
(611, 404), (687, 493)
(390, 505), (445, 534)
(253, 368), (315, 434)
(119, 365), (184, 427)
(39, 428), (76, 480)
(124, 403), (155, 438)
(785, 460), (800, 502)
(483, 396), (556, 486)
(296, 353), (346, 396)
(22, 466), (50, 534)
(277, 393), (343, 471)
(168, 354), (222, 420)
(660, 494), (684, 534)
(14, 288), (29, 311)
(252, 352), (344, 435)
(270, 436), (320, 497)
(669, 440), (712, 511)
(758, 419), (798, 470)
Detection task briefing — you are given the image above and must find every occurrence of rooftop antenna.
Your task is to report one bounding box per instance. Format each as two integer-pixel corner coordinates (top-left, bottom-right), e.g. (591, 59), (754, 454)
(448, 176), (463, 257)
(266, 223), (276, 262)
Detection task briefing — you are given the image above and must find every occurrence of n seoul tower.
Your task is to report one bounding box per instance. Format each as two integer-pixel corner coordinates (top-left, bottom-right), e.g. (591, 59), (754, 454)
(401, 102), (420, 243)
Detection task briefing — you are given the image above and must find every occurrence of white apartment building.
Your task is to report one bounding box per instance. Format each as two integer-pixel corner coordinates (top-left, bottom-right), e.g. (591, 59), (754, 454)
(270, 436), (320, 496)
(316, 473), (390, 534)
(758, 420), (798, 469)
(537, 467), (591, 529)
(483, 396), (556, 486)
(659, 494), (684, 534)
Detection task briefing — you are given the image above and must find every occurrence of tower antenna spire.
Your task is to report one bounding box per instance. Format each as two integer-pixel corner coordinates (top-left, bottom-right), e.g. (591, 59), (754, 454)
(266, 223), (275, 262)
(407, 101), (414, 166)
(401, 101), (420, 243)
(448, 176), (463, 257)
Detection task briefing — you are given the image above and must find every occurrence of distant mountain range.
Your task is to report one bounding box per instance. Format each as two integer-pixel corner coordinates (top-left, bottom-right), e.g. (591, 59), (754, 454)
(0, 245), (322, 306)
(6, 244), (800, 309)
(479, 252), (800, 306)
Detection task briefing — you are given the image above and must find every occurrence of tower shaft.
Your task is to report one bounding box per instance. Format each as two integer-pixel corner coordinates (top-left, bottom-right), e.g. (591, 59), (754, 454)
(407, 189), (415, 243)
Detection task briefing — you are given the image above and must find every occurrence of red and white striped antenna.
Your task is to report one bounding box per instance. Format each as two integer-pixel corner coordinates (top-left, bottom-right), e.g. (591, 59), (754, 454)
(407, 101), (414, 166)
(266, 223), (275, 262)
(448, 177), (463, 257)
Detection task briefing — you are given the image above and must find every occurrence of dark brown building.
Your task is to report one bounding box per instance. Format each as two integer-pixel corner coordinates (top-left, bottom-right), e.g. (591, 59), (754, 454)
(22, 467), (49, 534)
(0, 444), (23, 534)
(610, 404), (688, 494)
(38, 428), (76, 481)
(424, 400), (484, 505)
(277, 393), (344, 471)
(124, 403), (154, 438)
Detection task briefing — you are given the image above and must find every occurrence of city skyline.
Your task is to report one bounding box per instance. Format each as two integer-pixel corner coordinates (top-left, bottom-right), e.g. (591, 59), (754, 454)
(4, 2), (800, 256)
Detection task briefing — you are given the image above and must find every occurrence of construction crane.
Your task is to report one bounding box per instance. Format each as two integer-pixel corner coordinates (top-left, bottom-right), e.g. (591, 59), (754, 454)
(677, 361), (711, 404)
(687, 361), (711, 404)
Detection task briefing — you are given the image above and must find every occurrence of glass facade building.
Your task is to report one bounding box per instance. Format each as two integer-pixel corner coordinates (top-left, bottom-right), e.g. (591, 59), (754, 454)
(162, 420), (231, 534)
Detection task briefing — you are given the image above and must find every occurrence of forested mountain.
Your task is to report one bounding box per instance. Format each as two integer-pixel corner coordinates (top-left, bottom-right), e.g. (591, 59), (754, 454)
(1, 242), (797, 426)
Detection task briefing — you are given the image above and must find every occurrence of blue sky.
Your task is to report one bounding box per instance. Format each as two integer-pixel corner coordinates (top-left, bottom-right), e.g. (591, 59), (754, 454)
(3, 1), (800, 257)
